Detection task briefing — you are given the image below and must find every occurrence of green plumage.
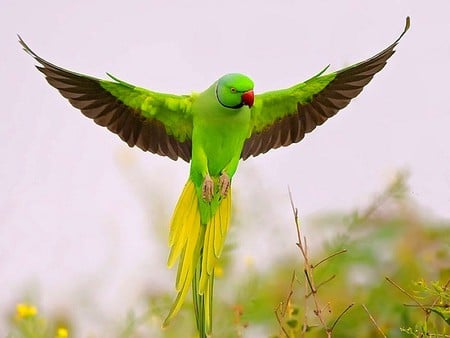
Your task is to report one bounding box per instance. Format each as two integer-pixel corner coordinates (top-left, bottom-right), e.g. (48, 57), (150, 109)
(100, 79), (194, 142)
(190, 79), (252, 222)
(251, 69), (335, 133)
(19, 16), (409, 338)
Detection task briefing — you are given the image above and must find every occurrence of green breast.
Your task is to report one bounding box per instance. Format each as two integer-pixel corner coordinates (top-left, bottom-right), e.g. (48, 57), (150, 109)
(196, 108), (250, 176)
(191, 83), (251, 177)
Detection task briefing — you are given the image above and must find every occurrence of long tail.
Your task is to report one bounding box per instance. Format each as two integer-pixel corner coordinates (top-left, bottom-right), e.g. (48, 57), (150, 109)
(163, 179), (231, 336)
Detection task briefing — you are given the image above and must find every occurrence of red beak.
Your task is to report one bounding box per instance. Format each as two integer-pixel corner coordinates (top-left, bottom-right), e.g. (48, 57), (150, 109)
(241, 90), (254, 108)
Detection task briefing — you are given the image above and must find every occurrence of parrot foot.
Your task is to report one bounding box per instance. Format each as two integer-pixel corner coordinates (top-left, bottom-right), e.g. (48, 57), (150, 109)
(219, 172), (230, 197)
(202, 175), (214, 202)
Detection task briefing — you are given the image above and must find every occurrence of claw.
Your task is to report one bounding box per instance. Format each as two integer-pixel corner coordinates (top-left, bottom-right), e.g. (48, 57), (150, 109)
(202, 175), (214, 202)
(219, 172), (230, 197)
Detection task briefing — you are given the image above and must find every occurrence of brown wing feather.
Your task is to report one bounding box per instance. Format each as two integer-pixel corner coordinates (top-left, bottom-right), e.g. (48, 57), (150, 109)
(19, 36), (191, 162)
(241, 18), (409, 160)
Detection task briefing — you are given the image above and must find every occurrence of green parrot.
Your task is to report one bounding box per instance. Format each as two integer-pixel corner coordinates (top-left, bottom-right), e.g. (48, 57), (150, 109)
(20, 17), (409, 337)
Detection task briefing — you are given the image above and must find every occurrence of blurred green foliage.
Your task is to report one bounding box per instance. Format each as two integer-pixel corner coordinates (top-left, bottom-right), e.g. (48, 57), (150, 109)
(6, 173), (450, 337)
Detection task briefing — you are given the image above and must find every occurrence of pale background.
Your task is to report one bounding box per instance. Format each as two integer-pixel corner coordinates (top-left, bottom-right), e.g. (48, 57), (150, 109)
(1, 0), (449, 336)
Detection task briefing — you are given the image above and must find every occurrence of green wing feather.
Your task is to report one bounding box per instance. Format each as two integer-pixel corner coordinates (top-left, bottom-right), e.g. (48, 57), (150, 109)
(242, 16), (410, 160)
(19, 36), (193, 162)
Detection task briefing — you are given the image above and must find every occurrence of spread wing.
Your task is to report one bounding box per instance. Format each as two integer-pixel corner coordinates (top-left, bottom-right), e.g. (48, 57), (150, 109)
(19, 36), (194, 162)
(241, 17), (410, 160)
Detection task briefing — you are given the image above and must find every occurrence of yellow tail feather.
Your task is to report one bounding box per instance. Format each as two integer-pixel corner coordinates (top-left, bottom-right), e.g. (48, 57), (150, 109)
(163, 179), (232, 336)
(164, 180), (202, 327)
(199, 192), (231, 294)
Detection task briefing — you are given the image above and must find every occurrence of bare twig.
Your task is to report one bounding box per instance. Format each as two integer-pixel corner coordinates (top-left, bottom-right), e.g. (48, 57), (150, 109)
(404, 303), (450, 308)
(286, 189), (356, 337)
(281, 271), (297, 317)
(329, 303), (354, 333)
(289, 189), (329, 331)
(306, 275), (336, 297)
(304, 269), (316, 295)
(385, 277), (428, 313)
(274, 302), (291, 338)
(275, 271), (299, 338)
(362, 304), (387, 338)
(313, 249), (347, 269)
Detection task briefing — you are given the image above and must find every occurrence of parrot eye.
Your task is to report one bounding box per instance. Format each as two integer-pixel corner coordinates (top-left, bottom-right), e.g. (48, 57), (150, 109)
(230, 87), (237, 93)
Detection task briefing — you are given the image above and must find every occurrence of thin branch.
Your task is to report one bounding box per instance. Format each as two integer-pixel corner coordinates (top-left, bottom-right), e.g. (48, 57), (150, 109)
(329, 303), (355, 333)
(362, 304), (387, 338)
(275, 271), (299, 338)
(302, 277), (309, 337)
(303, 235), (308, 260)
(306, 275), (336, 297)
(385, 277), (428, 313)
(274, 303), (290, 338)
(313, 249), (347, 269)
(289, 188), (355, 336)
(281, 271), (297, 317)
(403, 303), (450, 308)
(289, 188), (307, 259)
(304, 269), (316, 295)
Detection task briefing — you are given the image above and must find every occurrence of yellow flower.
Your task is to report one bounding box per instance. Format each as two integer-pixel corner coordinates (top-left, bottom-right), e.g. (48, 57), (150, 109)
(16, 303), (38, 319)
(55, 327), (69, 338)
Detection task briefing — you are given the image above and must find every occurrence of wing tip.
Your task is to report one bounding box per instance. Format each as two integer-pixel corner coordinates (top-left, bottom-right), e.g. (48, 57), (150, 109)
(18, 35), (35, 58)
(395, 16), (411, 45)
(405, 16), (411, 34)
(241, 17), (411, 160)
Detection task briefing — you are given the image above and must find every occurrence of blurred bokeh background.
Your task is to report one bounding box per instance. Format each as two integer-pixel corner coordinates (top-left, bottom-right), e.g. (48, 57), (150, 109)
(1, 1), (449, 337)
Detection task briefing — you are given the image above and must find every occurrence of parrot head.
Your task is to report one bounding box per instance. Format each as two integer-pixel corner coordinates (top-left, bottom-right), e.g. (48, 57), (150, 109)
(216, 73), (254, 109)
